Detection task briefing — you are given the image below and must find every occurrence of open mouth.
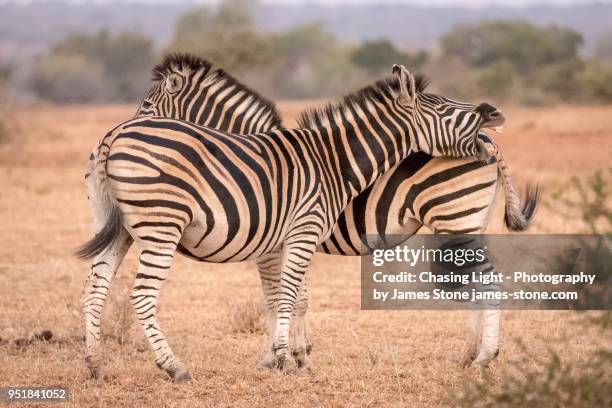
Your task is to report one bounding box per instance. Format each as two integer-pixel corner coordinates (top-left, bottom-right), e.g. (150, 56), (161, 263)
(473, 112), (505, 160)
(481, 110), (506, 131)
(474, 110), (505, 159)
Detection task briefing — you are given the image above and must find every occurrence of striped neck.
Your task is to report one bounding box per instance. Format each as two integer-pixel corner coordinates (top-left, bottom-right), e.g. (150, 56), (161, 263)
(325, 100), (409, 199)
(297, 84), (412, 202)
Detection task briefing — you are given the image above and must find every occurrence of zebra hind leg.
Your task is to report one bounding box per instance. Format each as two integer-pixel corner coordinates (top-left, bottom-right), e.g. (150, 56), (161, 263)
(291, 280), (312, 370)
(83, 229), (132, 380)
(131, 243), (191, 382)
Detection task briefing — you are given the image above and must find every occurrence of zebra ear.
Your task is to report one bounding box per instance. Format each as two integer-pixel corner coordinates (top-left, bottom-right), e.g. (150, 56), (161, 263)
(393, 64), (416, 106)
(165, 73), (183, 94)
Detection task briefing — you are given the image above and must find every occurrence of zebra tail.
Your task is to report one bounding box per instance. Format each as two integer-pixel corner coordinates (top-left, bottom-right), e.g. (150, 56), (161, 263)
(495, 151), (540, 231)
(75, 205), (123, 259)
(504, 182), (540, 231)
(75, 144), (124, 260)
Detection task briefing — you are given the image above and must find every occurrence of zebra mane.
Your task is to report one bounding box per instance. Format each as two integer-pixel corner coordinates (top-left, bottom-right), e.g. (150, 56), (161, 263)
(151, 53), (282, 128)
(152, 53), (213, 81)
(297, 74), (430, 129)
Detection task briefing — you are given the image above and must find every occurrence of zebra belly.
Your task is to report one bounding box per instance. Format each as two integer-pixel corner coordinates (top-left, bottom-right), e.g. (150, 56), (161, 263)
(175, 220), (283, 263)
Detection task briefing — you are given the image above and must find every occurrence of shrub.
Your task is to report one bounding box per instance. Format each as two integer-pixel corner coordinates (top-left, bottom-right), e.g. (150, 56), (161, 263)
(454, 344), (612, 408)
(476, 59), (518, 100)
(352, 39), (427, 74)
(577, 61), (612, 104)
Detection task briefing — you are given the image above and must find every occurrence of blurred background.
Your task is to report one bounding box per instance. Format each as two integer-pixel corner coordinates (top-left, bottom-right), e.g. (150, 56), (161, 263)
(1, 0), (612, 104)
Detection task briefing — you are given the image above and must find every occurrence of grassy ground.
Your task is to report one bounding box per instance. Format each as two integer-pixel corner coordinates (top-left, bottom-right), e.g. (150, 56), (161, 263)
(0, 104), (609, 407)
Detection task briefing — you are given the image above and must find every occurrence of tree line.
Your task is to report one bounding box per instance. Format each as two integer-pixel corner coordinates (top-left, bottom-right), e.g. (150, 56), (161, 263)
(5, 0), (612, 104)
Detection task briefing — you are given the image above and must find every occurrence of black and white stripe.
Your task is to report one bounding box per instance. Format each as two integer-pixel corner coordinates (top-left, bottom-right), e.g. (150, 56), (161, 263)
(79, 55), (280, 381)
(135, 53), (281, 133)
(287, 133), (538, 368)
(135, 56), (537, 369)
(78, 64), (504, 380)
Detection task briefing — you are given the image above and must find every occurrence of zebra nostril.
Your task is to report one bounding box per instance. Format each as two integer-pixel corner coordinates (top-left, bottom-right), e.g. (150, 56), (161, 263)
(489, 110), (501, 118)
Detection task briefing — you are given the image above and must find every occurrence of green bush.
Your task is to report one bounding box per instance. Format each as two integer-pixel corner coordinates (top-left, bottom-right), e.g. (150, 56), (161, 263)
(29, 30), (153, 103)
(167, 0), (272, 74)
(351, 39), (427, 74)
(476, 59), (518, 100)
(577, 61), (612, 104)
(31, 54), (109, 103)
(455, 345), (611, 408)
(441, 20), (583, 74)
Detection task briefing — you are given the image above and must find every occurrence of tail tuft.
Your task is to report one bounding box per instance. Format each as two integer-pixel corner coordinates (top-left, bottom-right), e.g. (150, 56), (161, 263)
(504, 183), (540, 232)
(75, 205), (123, 260)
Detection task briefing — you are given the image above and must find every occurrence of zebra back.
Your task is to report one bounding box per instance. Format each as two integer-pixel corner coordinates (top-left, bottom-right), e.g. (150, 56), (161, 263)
(136, 53), (282, 134)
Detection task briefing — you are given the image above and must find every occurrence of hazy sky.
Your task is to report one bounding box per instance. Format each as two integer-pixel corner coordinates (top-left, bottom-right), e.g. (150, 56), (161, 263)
(7, 0), (612, 7)
(178, 0), (612, 6)
(256, 0), (612, 5)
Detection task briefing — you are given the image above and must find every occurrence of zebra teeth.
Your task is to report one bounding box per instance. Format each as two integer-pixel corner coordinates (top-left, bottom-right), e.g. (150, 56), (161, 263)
(492, 126), (504, 134)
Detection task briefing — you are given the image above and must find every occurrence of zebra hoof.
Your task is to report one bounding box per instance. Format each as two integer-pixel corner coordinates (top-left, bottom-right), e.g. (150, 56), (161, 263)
(473, 348), (499, 367)
(306, 343), (313, 355)
(296, 355), (312, 371)
(275, 355), (298, 375)
(172, 369), (192, 383)
(292, 347), (312, 370)
(87, 368), (111, 382)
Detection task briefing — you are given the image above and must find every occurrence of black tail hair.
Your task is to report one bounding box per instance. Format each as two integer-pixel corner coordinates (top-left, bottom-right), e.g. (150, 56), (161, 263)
(75, 205), (124, 260)
(505, 183), (540, 232)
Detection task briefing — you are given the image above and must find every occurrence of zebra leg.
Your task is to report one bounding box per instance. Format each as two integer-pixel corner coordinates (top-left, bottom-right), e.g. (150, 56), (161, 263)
(130, 244), (191, 382)
(272, 240), (317, 374)
(256, 251), (312, 370)
(291, 279), (312, 369)
(255, 252), (280, 370)
(461, 309), (482, 368)
(472, 263), (501, 366)
(83, 228), (132, 380)
(473, 309), (500, 366)
(462, 253), (501, 367)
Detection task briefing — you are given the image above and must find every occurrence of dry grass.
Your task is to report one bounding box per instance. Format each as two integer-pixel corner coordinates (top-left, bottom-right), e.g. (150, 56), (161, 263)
(226, 300), (267, 335)
(0, 103), (610, 407)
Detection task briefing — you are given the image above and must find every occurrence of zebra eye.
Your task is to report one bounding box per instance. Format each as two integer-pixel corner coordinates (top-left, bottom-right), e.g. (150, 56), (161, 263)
(165, 73), (183, 94)
(141, 100), (152, 109)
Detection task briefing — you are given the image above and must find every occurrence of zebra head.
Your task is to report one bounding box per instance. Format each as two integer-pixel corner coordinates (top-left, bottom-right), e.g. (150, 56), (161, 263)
(135, 53), (281, 133)
(392, 64), (505, 159)
(135, 54), (213, 118)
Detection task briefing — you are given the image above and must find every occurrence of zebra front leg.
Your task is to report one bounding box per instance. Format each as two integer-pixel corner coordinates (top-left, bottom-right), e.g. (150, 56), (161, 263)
(131, 244), (191, 382)
(83, 229), (132, 380)
(473, 263), (501, 366)
(255, 252), (280, 370)
(462, 258), (501, 367)
(272, 240), (317, 374)
(291, 279), (312, 369)
(473, 309), (500, 366)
